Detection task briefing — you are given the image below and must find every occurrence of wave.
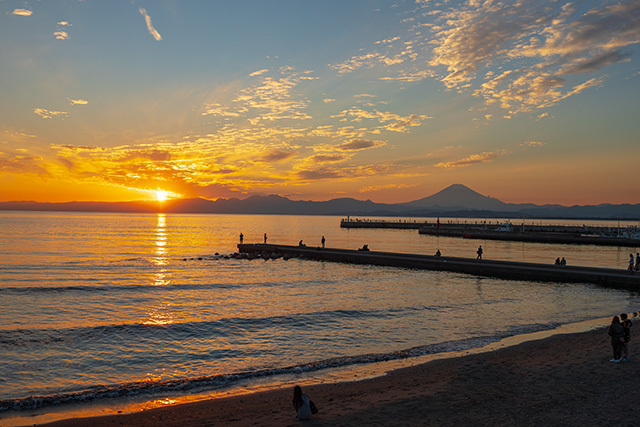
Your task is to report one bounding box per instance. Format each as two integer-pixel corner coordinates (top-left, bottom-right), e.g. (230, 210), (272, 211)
(0, 305), (440, 347)
(0, 278), (310, 295)
(0, 321), (560, 412)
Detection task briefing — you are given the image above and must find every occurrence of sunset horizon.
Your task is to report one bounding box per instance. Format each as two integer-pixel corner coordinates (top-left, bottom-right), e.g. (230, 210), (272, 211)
(2, 1), (639, 206)
(2, 2), (640, 422)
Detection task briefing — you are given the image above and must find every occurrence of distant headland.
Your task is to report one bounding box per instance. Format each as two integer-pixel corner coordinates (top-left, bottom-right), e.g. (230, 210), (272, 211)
(1, 184), (639, 219)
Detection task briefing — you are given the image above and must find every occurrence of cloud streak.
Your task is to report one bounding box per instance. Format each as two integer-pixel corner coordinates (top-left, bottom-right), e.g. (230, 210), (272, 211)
(435, 151), (506, 169)
(139, 8), (162, 41)
(12, 9), (32, 16)
(33, 108), (68, 119)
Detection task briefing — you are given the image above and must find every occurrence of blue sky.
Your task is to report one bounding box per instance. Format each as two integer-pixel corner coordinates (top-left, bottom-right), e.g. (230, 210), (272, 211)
(1, 0), (639, 205)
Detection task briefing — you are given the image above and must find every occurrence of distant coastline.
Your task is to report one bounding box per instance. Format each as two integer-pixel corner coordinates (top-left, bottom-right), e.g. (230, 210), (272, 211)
(1, 185), (639, 219)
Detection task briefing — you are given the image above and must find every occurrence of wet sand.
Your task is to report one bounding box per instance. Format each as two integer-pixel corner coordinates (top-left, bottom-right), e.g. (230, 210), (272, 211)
(41, 326), (639, 426)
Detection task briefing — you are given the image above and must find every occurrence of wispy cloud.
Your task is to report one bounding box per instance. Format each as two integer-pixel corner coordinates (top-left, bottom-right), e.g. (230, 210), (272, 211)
(139, 8), (162, 41)
(521, 141), (546, 148)
(331, 0), (640, 114)
(336, 139), (385, 151)
(54, 21), (72, 40)
(202, 68), (314, 124)
(33, 108), (68, 119)
(435, 151), (506, 169)
(69, 99), (88, 105)
(331, 107), (431, 133)
(249, 69), (269, 77)
(12, 9), (32, 16)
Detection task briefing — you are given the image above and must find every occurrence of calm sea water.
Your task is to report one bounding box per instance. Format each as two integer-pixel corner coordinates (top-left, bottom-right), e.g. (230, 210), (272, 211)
(1, 212), (639, 424)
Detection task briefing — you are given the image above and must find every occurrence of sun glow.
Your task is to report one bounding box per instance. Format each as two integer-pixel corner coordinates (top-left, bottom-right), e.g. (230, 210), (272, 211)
(155, 190), (169, 202)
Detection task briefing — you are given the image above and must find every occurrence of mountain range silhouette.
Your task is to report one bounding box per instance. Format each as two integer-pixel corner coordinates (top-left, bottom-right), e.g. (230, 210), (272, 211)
(1, 184), (639, 219)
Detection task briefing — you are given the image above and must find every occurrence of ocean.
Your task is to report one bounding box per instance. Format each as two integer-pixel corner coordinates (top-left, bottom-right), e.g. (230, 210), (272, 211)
(1, 211), (639, 425)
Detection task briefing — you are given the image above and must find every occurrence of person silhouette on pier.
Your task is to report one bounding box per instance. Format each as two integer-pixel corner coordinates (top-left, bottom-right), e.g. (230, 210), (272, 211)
(476, 245), (483, 259)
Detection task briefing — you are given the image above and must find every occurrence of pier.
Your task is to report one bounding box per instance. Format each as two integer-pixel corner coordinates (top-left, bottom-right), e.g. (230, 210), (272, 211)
(237, 244), (640, 289)
(340, 219), (640, 247)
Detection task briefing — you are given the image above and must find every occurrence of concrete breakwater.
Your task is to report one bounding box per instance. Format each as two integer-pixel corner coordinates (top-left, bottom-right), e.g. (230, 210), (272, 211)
(237, 243), (640, 289)
(417, 226), (640, 247)
(340, 219), (640, 247)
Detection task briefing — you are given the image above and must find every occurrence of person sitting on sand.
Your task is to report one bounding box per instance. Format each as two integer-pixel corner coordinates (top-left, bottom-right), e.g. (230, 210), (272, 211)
(560, 257), (566, 266)
(621, 313), (633, 361)
(554, 257), (560, 265)
(608, 315), (625, 362)
(358, 244), (369, 251)
(435, 249), (441, 257)
(293, 385), (316, 420)
(298, 240), (305, 247)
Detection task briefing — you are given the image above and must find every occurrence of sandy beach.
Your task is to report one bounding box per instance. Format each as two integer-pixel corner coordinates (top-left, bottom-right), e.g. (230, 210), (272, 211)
(40, 325), (639, 427)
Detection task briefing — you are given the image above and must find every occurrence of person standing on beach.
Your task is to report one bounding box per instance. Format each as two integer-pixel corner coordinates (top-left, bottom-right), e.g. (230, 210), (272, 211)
(321, 236), (325, 248)
(264, 233), (267, 244)
(628, 254), (635, 271)
(239, 233), (243, 244)
(608, 316), (625, 362)
(476, 245), (483, 259)
(620, 313), (632, 361)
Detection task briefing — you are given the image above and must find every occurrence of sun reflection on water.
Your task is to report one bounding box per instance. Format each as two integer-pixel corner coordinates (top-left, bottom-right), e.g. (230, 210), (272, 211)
(143, 302), (176, 326)
(154, 213), (168, 266)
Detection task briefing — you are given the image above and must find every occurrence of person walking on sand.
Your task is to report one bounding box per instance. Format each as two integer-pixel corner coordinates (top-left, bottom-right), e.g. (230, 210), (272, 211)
(628, 254), (635, 272)
(264, 233), (267, 244)
(608, 315), (625, 362)
(621, 313), (633, 361)
(476, 245), (483, 259)
(321, 235), (325, 248)
(292, 385), (317, 420)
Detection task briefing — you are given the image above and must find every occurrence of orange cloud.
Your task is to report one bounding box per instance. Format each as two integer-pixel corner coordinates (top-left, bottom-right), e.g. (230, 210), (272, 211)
(12, 9), (32, 16)
(33, 108), (68, 119)
(435, 151), (506, 169)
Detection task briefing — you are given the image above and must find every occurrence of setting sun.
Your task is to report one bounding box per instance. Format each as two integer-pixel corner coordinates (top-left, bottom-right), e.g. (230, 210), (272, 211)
(155, 190), (169, 202)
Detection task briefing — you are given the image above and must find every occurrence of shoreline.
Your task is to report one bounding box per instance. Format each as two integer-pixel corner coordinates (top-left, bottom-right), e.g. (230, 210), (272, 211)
(31, 319), (640, 427)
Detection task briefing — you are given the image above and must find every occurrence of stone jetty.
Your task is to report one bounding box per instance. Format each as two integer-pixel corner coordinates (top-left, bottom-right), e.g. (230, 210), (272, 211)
(238, 243), (640, 289)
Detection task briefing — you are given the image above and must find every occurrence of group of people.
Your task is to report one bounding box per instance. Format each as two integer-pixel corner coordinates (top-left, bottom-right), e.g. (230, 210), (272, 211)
(239, 233), (326, 248)
(608, 313), (633, 362)
(554, 257), (567, 265)
(628, 253), (640, 271)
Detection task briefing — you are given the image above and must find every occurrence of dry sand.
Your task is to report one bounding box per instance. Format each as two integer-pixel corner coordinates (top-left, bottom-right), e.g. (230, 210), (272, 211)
(41, 327), (638, 427)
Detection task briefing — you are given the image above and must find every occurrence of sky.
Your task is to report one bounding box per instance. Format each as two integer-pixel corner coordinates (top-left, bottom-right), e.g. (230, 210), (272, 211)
(1, 0), (639, 206)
